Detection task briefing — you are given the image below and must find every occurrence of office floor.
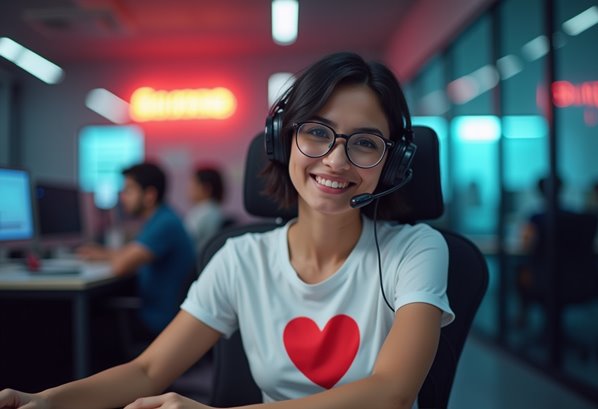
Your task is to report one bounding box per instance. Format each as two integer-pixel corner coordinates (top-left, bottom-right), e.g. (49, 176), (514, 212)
(473, 256), (598, 395)
(449, 335), (598, 409)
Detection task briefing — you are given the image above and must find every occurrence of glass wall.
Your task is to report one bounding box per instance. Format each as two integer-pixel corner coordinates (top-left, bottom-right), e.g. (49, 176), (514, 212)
(448, 15), (498, 237)
(498, 0), (551, 366)
(406, 0), (598, 402)
(554, 0), (598, 393)
(409, 55), (450, 227)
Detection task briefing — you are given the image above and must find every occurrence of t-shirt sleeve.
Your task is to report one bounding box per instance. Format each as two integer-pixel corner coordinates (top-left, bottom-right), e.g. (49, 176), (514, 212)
(180, 240), (238, 337)
(136, 216), (176, 258)
(393, 227), (455, 327)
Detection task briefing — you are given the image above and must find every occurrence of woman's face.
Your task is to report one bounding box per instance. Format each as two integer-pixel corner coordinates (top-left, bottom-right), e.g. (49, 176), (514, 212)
(187, 178), (210, 203)
(288, 83), (390, 216)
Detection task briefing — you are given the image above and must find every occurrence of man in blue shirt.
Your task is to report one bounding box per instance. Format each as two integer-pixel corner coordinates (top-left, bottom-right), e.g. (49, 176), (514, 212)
(78, 162), (196, 335)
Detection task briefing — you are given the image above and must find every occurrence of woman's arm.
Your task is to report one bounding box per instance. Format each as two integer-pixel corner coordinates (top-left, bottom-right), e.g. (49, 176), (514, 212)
(125, 303), (442, 409)
(0, 311), (221, 409)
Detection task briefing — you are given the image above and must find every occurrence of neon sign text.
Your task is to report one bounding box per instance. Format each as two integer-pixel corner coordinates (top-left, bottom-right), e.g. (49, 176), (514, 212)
(130, 87), (237, 122)
(552, 81), (598, 108)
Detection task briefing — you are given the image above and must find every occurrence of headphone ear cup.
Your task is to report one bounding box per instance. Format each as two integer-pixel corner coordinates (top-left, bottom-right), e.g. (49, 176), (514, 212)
(380, 140), (417, 186)
(264, 110), (287, 164)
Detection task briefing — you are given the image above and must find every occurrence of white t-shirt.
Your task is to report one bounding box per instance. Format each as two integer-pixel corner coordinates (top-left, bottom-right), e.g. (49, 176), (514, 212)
(181, 217), (454, 403)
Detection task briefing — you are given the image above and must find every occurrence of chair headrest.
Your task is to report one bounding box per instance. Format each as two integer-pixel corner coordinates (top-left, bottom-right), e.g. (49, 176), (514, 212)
(243, 125), (443, 222)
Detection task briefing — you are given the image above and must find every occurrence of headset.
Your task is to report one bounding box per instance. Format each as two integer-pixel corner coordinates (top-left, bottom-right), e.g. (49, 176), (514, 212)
(264, 97), (417, 197)
(263, 88), (417, 313)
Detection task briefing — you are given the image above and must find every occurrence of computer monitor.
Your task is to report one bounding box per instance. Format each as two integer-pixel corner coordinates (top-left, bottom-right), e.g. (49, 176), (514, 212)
(35, 181), (85, 248)
(0, 167), (36, 250)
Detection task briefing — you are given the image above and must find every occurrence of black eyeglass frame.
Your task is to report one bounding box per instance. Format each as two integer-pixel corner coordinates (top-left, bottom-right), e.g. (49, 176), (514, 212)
(292, 121), (395, 169)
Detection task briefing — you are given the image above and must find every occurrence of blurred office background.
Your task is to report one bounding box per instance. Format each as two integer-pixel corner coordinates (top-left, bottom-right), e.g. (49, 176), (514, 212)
(1, 0), (598, 407)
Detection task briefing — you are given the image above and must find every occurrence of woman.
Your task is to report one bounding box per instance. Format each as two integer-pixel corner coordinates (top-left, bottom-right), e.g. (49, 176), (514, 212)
(0, 52), (453, 409)
(184, 166), (226, 257)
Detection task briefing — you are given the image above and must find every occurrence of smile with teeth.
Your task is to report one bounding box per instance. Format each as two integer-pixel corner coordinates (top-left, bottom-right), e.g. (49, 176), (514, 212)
(315, 175), (350, 189)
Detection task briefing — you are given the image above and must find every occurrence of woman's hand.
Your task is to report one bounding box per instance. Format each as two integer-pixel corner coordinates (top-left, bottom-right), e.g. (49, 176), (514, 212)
(0, 389), (50, 409)
(124, 392), (212, 409)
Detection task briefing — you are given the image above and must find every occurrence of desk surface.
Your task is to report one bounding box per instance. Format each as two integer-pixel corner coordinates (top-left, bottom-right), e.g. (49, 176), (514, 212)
(0, 261), (116, 291)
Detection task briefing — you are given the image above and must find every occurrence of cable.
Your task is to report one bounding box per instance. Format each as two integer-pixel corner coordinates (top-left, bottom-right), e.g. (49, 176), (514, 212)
(373, 198), (395, 313)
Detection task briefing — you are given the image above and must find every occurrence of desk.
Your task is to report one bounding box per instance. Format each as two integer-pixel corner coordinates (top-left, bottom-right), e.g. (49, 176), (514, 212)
(0, 262), (130, 380)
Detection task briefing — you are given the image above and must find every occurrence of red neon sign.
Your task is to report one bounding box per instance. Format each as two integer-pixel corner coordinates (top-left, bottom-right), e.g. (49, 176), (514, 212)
(130, 86), (237, 122)
(552, 81), (598, 108)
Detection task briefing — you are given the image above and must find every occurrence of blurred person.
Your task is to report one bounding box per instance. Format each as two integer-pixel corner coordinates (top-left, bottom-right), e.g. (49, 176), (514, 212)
(77, 162), (196, 337)
(184, 165), (226, 258)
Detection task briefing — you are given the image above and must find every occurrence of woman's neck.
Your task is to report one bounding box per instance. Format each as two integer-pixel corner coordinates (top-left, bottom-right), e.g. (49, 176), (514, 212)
(288, 207), (363, 283)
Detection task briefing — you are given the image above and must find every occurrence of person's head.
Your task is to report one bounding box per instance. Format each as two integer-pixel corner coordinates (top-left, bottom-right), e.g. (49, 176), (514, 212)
(120, 162), (167, 217)
(188, 166), (225, 204)
(262, 51), (413, 219)
(537, 176), (562, 199)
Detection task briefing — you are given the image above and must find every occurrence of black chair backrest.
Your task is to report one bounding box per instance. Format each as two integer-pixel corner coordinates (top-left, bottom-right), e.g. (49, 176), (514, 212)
(200, 126), (489, 408)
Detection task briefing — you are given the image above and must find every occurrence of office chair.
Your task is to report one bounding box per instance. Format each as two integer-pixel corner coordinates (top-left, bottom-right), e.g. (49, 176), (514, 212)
(198, 127), (489, 409)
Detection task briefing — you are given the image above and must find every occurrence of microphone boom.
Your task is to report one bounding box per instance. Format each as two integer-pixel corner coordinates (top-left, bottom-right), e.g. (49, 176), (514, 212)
(350, 169), (413, 209)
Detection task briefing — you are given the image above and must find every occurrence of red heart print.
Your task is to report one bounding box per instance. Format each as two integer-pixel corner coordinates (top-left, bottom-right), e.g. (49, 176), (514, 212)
(283, 315), (360, 389)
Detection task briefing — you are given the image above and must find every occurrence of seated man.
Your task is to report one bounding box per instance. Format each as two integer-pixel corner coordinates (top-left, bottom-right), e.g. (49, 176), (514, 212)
(78, 162), (196, 337)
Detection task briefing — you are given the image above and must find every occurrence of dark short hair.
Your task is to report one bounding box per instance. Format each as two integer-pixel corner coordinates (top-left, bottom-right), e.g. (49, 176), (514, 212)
(122, 162), (167, 203)
(261, 51), (412, 219)
(195, 166), (225, 203)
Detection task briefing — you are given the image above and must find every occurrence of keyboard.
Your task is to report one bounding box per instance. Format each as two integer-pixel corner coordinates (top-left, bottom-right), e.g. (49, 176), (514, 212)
(36, 258), (85, 275)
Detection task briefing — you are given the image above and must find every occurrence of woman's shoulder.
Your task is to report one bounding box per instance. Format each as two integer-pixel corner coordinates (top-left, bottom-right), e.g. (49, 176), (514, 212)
(374, 219), (442, 237)
(371, 220), (446, 250)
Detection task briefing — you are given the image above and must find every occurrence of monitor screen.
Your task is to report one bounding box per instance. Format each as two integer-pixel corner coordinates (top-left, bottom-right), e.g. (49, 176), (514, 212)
(35, 182), (84, 246)
(0, 167), (35, 247)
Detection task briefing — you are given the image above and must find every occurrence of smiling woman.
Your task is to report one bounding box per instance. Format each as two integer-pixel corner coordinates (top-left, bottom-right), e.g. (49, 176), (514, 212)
(0, 52), (453, 409)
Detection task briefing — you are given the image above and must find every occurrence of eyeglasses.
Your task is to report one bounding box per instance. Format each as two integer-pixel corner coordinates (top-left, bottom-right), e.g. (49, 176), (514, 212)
(293, 121), (394, 168)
